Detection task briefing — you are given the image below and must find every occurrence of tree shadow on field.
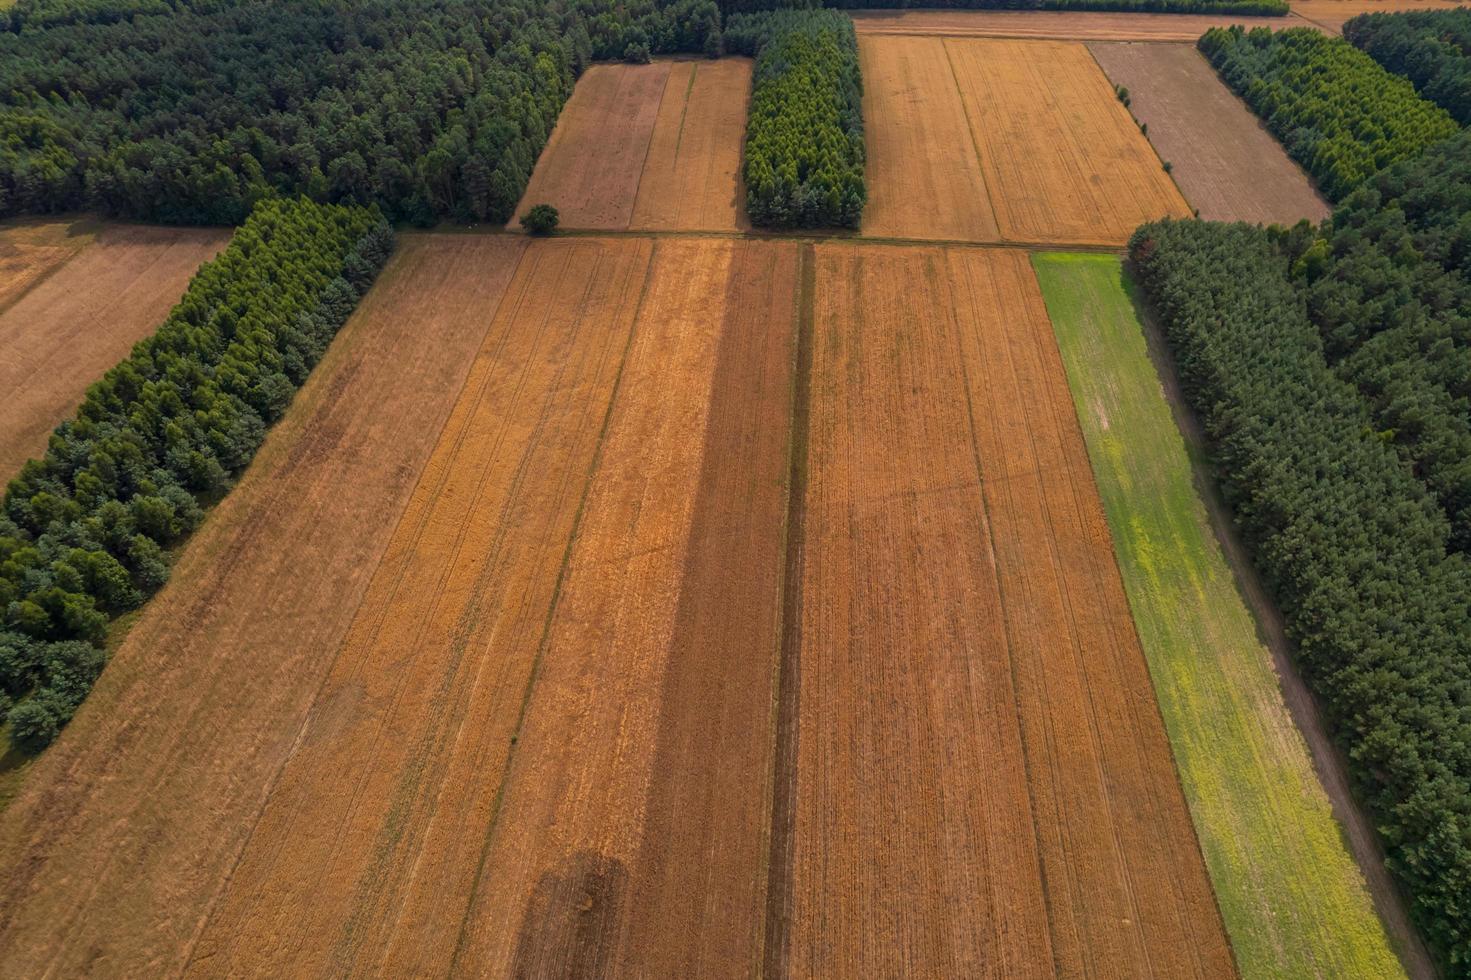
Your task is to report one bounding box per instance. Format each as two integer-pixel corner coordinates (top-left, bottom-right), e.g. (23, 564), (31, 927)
(510, 850), (628, 980)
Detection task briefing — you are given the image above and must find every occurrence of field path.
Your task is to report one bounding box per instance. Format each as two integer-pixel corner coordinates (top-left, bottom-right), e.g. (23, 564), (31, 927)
(0, 235), (527, 978)
(0, 224), (229, 482)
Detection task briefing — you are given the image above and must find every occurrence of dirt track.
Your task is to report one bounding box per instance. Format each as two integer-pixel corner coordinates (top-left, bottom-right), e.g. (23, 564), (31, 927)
(0, 235), (527, 977)
(1090, 43), (1330, 224)
(851, 9), (1318, 40)
(769, 243), (1234, 977)
(0, 224), (228, 482)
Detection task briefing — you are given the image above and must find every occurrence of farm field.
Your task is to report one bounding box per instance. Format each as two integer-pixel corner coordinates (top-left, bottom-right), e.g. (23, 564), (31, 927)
(0, 235), (529, 977)
(859, 36), (999, 241)
(1034, 252), (1408, 980)
(850, 9), (1317, 40)
(1290, 0), (1467, 31)
(513, 59), (750, 233)
(1089, 43), (1330, 225)
(0, 223), (229, 482)
(774, 243), (1233, 977)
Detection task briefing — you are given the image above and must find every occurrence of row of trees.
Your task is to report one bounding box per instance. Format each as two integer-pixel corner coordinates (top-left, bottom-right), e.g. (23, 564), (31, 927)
(1284, 131), (1471, 554)
(0, 198), (392, 753)
(1345, 8), (1471, 126)
(716, 0), (1286, 15)
(725, 9), (865, 228)
(1199, 26), (1458, 200)
(1130, 217), (1471, 972)
(0, 0), (718, 225)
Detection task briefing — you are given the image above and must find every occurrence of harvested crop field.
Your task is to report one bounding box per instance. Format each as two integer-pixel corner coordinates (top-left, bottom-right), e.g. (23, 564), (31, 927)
(948, 38), (1191, 245)
(0, 235), (529, 977)
(1290, 0), (1466, 31)
(1090, 43), (1330, 224)
(0, 217), (97, 314)
(770, 242), (1233, 977)
(0, 223), (229, 483)
(859, 36), (999, 242)
(513, 59), (750, 233)
(851, 9), (1317, 41)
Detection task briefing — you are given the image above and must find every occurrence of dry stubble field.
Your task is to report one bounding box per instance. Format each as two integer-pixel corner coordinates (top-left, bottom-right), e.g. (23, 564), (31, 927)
(1289, 0), (1466, 31)
(0, 223), (229, 482)
(512, 59), (750, 233)
(1089, 43), (1330, 225)
(850, 9), (1317, 40)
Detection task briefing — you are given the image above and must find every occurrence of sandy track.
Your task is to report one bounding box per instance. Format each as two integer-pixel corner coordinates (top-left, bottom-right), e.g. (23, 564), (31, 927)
(631, 59), (752, 232)
(0, 224), (229, 482)
(184, 238), (652, 978)
(946, 39), (1192, 245)
(860, 36), (999, 242)
(512, 63), (671, 230)
(771, 243), (1233, 977)
(454, 238), (798, 977)
(1090, 43), (1330, 225)
(851, 9), (1318, 40)
(1290, 0), (1465, 31)
(0, 235), (526, 977)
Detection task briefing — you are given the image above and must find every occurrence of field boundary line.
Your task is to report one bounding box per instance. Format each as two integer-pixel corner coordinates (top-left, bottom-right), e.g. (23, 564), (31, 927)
(941, 39), (1007, 245)
(445, 240), (661, 977)
(172, 237), (526, 978)
(760, 242), (813, 980)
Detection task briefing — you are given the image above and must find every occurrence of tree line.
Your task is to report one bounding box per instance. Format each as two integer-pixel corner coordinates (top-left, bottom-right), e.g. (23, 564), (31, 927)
(1131, 213), (1471, 970)
(716, 0), (1287, 16)
(0, 0), (719, 225)
(0, 198), (392, 753)
(1199, 26), (1459, 201)
(725, 9), (865, 228)
(1345, 8), (1471, 126)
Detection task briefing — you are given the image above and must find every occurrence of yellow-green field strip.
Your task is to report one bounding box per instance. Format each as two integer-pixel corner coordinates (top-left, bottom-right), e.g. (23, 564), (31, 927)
(1032, 251), (1403, 979)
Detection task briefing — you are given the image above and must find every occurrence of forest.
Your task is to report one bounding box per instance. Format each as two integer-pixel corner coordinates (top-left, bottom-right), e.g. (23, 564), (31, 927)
(1198, 26), (1458, 200)
(0, 198), (392, 753)
(0, 0), (719, 224)
(726, 9), (865, 228)
(1344, 8), (1471, 126)
(1131, 214), (1471, 969)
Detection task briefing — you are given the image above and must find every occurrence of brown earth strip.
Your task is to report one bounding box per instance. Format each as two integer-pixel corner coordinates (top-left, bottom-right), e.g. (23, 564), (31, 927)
(183, 238), (652, 978)
(1089, 42), (1330, 224)
(454, 238), (798, 978)
(851, 9), (1319, 40)
(0, 224), (229, 483)
(859, 35), (1000, 243)
(946, 38), (1192, 246)
(512, 63), (671, 231)
(1290, 0), (1465, 32)
(775, 242), (1233, 977)
(0, 235), (526, 977)
(631, 59), (752, 232)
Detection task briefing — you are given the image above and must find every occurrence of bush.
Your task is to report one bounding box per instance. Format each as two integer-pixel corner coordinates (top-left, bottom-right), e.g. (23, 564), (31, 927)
(520, 203), (560, 235)
(726, 9), (865, 229)
(623, 40), (652, 63)
(1198, 26), (1458, 200)
(0, 197), (393, 754)
(8, 698), (61, 754)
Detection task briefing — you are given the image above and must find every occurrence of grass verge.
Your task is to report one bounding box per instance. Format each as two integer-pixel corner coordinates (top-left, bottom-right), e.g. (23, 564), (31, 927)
(1032, 251), (1403, 980)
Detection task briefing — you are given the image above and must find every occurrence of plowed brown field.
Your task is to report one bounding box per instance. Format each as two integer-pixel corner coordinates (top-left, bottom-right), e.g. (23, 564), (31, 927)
(767, 242), (1234, 978)
(946, 38), (1192, 244)
(0, 223), (228, 481)
(1090, 42), (1330, 224)
(451, 238), (798, 977)
(184, 237), (653, 977)
(851, 9), (1316, 40)
(0, 235), (527, 977)
(860, 36), (999, 242)
(514, 59), (750, 233)
(512, 63), (671, 231)
(1291, 0), (1465, 31)
(631, 59), (752, 231)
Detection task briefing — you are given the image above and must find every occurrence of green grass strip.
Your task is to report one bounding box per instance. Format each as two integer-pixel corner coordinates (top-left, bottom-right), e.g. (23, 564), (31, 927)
(1032, 251), (1403, 980)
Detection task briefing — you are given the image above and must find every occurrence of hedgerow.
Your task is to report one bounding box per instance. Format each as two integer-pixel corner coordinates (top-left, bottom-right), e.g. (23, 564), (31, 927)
(725, 9), (865, 228)
(1130, 217), (1471, 971)
(0, 197), (392, 753)
(1198, 26), (1458, 201)
(1345, 8), (1471, 125)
